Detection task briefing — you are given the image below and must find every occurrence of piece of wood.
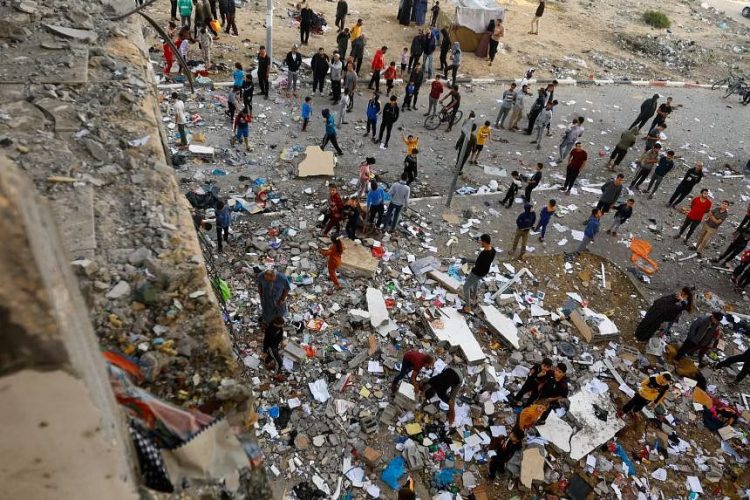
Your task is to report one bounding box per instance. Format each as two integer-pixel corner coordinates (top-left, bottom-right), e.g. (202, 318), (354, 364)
(297, 145), (335, 177)
(570, 309), (593, 343)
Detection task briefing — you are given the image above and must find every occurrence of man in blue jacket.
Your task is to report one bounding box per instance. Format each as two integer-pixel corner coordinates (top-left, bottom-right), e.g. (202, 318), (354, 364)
(577, 208), (601, 253)
(510, 203), (536, 259)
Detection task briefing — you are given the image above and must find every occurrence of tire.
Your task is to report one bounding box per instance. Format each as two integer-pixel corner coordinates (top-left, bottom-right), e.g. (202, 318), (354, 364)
(743, 6), (750, 17)
(453, 110), (464, 123)
(711, 77), (728, 90)
(424, 114), (442, 130)
(725, 83), (742, 98)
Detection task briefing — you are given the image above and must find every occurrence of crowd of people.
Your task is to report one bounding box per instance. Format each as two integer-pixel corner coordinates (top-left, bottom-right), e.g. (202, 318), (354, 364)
(170, 0), (749, 491)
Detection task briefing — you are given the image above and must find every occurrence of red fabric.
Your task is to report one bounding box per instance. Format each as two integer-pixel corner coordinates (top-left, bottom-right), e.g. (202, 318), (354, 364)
(383, 66), (397, 80)
(568, 149), (588, 170)
(430, 80), (444, 99)
(688, 197), (712, 221)
(372, 50), (385, 71)
(740, 249), (750, 264)
(403, 350), (431, 372)
(329, 192), (344, 217)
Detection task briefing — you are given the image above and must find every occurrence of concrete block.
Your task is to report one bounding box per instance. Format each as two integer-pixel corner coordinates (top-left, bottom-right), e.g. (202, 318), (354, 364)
(283, 343), (307, 362)
(409, 255), (440, 275)
(394, 382), (417, 410)
(362, 447), (382, 467)
(568, 390), (626, 461)
(379, 403), (399, 425)
(427, 308), (486, 365)
(340, 240), (378, 276)
(366, 287), (389, 328)
(536, 412), (573, 453)
(427, 270), (461, 293)
(479, 305), (520, 350)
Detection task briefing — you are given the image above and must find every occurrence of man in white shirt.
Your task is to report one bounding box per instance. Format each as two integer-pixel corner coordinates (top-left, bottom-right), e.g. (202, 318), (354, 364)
(171, 92), (188, 146)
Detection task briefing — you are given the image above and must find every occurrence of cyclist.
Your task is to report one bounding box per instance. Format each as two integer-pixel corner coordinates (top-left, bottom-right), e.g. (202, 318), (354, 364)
(440, 85), (461, 132)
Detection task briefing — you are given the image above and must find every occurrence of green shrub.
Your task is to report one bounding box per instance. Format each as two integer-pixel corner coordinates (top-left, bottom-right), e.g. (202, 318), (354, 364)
(643, 10), (671, 29)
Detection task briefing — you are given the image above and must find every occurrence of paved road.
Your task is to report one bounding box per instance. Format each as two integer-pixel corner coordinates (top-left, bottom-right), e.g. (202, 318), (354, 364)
(704, 0), (750, 22)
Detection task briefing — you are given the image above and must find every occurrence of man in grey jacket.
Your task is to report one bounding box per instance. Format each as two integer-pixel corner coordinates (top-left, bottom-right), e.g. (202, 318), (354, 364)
(557, 117), (584, 162)
(675, 312), (723, 365)
(382, 173), (411, 233)
(495, 83), (516, 129)
(329, 53), (343, 103)
(596, 174), (624, 213)
(531, 100), (556, 150)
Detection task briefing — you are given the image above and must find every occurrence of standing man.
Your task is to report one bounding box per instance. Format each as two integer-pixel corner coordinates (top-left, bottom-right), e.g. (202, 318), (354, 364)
(646, 150), (676, 198)
(422, 29), (436, 78)
(350, 18), (363, 41)
(368, 46), (387, 93)
(408, 29), (424, 73)
(329, 52), (343, 104)
(577, 209), (601, 253)
(605, 127), (638, 171)
(224, 0), (238, 36)
(630, 143), (662, 190)
(336, 28), (350, 59)
(443, 42), (462, 86)
(257, 46), (271, 99)
(650, 96), (679, 131)
(364, 93), (381, 140)
(215, 200), (231, 253)
(596, 174), (625, 213)
(643, 123), (666, 152)
(469, 120), (491, 165)
(557, 117), (584, 163)
(524, 163), (543, 203)
(668, 161), (704, 208)
(531, 100), (556, 149)
(524, 87), (547, 135)
(488, 18), (504, 66)
(530, 0), (544, 34)
(256, 268), (291, 327)
(509, 84), (530, 131)
(425, 74), (444, 117)
(403, 148), (419, 185)
(605, 198), (635, 237)
(430, 1), (440, 27)
(311, 47), (330, 96)
(320, 109), (344, 155)
(674, 188), (712, 245)
(171, 92), (188, 147)
(409, 63), (425, 110)
(177, 0), (193, 28)
(629, 94), (660, 131)
(495, 83), (516, 129)
(299, 2), (313, 45)
(438, 28), (451, 74)
(285, 45), (303, 97)
(510, 203), (536, 259)
(675, 312), (723, 365)
(350, 33), (366, 75)
(343, 61), (358, 112)
(714, 204), (750, 267)
(377, 95), (400, 149)
(365, 180), (386, 231)
(561, 141), (588, 193)
(391, 351), (435, 393)
(693, 200), (729, 256)
(335, 0), (348, 31)
(461, 233), (497, 314)
(383, 173), (411, 232)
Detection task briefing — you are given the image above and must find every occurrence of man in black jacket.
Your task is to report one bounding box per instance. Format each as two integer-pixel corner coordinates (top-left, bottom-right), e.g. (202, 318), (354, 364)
(408, 30), (424, 73)
(409, 63), (425, 110)
(422, 30), (436, 78)
(311, 47), (330, 95)
(257, 46), (271, 99)
(629, 94), (660, 131)
(299, 3), (313, 45)
(439, 28), (450, 73)
(285, 45), (303, 96)
(376, 95), (400, 149)
(714, 204), (750, 267)
(668, 161), (703, 208)
(335, 0), (348, 31)
(336, 28), (350, 59)
(461, 233), (497, 313)
(524, 87), (547, 135)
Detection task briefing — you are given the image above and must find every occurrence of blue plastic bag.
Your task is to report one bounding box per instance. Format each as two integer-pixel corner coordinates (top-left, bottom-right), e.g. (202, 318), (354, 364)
(381, 457), (406, 490)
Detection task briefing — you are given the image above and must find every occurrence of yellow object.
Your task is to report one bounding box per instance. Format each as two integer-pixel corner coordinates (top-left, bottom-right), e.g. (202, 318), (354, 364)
(405, 423), (422, 435)
(350, 24), (362, 41)
(630, 239), (659, 275)
(476, 124), (491, 145)
(359, 386), (371, 398)
(403, 136), (419, 155)
(692, 387), (713, 408)
(637, 374), (671, 405)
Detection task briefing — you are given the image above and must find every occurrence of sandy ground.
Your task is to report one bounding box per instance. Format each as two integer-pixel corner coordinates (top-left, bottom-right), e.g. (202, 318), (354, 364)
(143, 0), (748, 84)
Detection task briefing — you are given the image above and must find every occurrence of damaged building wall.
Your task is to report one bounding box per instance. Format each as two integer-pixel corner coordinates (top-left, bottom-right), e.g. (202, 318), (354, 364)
(0, 0), (269, 496)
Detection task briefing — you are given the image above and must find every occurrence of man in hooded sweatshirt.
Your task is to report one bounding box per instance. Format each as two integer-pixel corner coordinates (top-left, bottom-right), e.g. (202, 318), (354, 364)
(443, 42), (462, 86)
(511, 203), (536, 259)
(439, 28), (451, 73)
(629, 94), (660, 131)
(577, 208), (601, 253)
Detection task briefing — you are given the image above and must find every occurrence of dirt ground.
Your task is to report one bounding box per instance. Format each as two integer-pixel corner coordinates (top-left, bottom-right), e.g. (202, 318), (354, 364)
(144, 0), (748, 83)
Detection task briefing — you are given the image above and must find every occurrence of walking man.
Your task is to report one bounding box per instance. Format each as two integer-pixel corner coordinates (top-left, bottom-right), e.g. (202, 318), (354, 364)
(215, 199), (231, 252)
(692, 200), (729, 256)
(425, 74), (444, 117)
(171, 92), (188, 147)
(630, 143), (661, 190)
(561, 141), (588, 193)
(377, 95), (400, 149)
(531, 100), (556, 149)
(443, 41), (462, 86)
(596, 174), (625, 213)
(629, 94), (660, 131)
(320, 109), (344, 155)
(511, 203), (536, 259)
(408, 29), (424, 73)
(495, 83), (516, 129)
(368, 46), (387, 93)
(335, 0), (348, 31)
(524, 87), (547, 135)
(257, 268), (291, 326)
(668, 161), (704, 208)
(299, 2), (313, 45)
(509, 84), (530, 131)
(524, 163), (543, 203)
(605, 127), (638, 171)
(646, 150), (676, 198)
(557, 117), (584, 162)
(383, 173), (411, 232)
(461, 234), (497, 314)
(605, 198), (635, 237)
(673, 188), (712, 244)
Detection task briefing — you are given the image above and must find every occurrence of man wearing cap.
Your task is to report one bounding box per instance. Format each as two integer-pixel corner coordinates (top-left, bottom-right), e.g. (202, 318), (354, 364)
(675, 312), (723, 365)
(629, 94), (660, 131)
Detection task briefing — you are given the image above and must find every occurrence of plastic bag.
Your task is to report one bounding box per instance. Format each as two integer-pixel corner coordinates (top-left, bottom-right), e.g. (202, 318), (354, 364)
(381, 456), (406, 490)
(213, 278), (231, 301)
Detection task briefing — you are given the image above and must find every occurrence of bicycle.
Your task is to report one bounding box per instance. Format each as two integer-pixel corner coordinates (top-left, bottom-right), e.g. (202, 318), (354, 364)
(711, 70), (747, 90)
(424, 106), (463, 130)
(725, 80), (749, 99)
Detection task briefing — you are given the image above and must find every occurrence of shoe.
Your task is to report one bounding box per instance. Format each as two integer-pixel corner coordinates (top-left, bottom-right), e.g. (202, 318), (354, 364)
(672, 235), (681, 239)
(612, 231), (617, 236)
(380, 143), (386, 149)
(605, 229), (611, 235)
(423, 112), (430, 116)
(530, 140), (537, 144)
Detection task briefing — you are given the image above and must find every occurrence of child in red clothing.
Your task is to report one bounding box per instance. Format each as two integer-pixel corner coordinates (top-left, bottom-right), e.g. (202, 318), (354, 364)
(320, 234), (344, 288)
(384, 61), (398, 96)
(163, 38), (174, 77)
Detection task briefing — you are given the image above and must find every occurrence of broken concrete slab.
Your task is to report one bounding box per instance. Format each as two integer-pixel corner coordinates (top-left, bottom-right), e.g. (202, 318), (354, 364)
(297, 145), (335, 177)
(479, 304), (520, 349)
(536, 412), (573, 453)
(427, 308), (486, 365)
(43, 24), (98, 43)
(491, 267), (534, 298)
(570, 308), (619, 343)
(409, 255), (440, 276)
(427, 270), (461, 293)
(35, 98), (82, 133)
(366, 287), (389, 329)
(188, 144), (214, 159)
(394, 382), (416, 411)
(340, 240), (378, 277)
(520, 446), (545, 488)
(568, 389), (626, 461)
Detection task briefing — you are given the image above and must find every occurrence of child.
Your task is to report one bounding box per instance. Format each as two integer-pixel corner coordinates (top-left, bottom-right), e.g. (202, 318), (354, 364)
(535, 199), (557, 242)
(606, 198), (634, 236)
(402, 131), (419, 155)
(403, 148), (418, 185)
(470, 120), (491, 164)
(384, 61), (397, 96)
(175, 27), (190, 70)
(322, 183), (344, 235)
(301, 96), (312, 131)
(226, 88), (238, 122)
(358, 157), (375, 198)
(198, 27), (213, 67)
(232, 62), (244, 91)
(338, 89), (350, 126)
(365, 93), (380, 140)
(577, 208), (601, 253)
(263, 317), (285, 373)
(343, 196), (362, 240)
(319, 234), (344, 288)
(400, 48), (409, 78)
(402, 81), (415, 111)
(500, 171), (522, 208)
(162, 37), (174, 77)
(231, 105), (252, 151)
(487, 428), (524, 481)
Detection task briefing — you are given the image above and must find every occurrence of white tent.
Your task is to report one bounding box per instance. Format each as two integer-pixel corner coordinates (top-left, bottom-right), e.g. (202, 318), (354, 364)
(453, 0), (504, 33)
